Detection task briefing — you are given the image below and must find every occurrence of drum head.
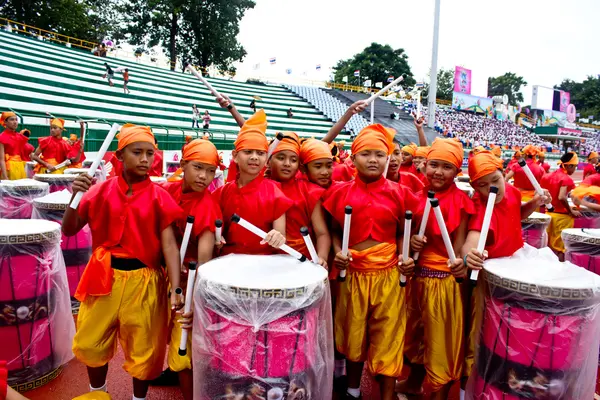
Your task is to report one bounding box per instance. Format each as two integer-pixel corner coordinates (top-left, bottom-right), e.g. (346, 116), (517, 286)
(0, 219), (61, 245)
(150, 176), (166, 183)
(0, 178), (49, 193)
(33, 190), (72, 211)
(562, 228), (600, 245)
(522, 211), (551, 224)
(64, 168), (90, 175)
(34, 174), (77, 183)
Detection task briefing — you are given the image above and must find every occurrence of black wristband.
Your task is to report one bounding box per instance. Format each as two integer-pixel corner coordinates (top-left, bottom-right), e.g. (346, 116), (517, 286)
(227, 104), (233, 110)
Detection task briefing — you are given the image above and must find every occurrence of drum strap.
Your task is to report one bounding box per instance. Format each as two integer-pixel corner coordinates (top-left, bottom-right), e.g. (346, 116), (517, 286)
(111, 257), (146, 271)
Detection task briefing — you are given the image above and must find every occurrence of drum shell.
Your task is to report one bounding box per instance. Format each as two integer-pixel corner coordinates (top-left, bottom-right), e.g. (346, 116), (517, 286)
(521, 219), (550, 249)
(573, 210), (600, 230)
(0, 181), (49, 219)
(33, 174), (76, 193)
(563, 229), (600, 276)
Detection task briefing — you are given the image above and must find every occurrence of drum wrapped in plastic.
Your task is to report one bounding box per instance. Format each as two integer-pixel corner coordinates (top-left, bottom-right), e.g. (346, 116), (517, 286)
(562, 228), (600, 275)
(467, 245), (600, 400)
(573, 208), (600, 229)
(0, 220), (75, 391)
(193, 255), (333, 400)
(25, 162), (36, 179)
(521, 212), (550, 249)
(33, 174), (77, 193)
(32, 190), (92, 314)
(64, 168), (106, 183)
(0, 179), (49, 219)
(456, 182), (474, 198)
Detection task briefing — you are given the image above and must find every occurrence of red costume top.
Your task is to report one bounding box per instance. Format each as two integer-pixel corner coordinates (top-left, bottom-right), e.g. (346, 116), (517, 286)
(0, 360), (6, 400)
(108, 153), (123, 178)
(389, 171), (425, 193)
(323, 176), (419, 247)
(399, 163), (419, 176)
(541, 169), (575, 214)
(539, 161), (550, 173)
(511, 158), (544, 190)
(38, 136), (70, 163)
(213, 176), (293, 256)
(0, 128), (27, 157)
(583, 163), (596, 179)
(22, 142), (35, 161)
(149, 149), (164, 177)
(68, 140), (86, 165)
(468, 184), (524, 259)
(332, 157), (355, 182)
(583, 173), (600, 186)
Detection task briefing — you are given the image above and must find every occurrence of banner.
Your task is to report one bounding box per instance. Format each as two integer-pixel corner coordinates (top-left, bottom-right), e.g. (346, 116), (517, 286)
(540, 110), (567, 126)
(375, 82), (383, 88)
(342, 76), (348, 83)
(454, 66), (472, 94)
(269, 57), (276, 65)
(363, 79), (372, 87)
(559, 91), (570, 112)
(354, 70), (360, 77)
(452, 92), (492, 113)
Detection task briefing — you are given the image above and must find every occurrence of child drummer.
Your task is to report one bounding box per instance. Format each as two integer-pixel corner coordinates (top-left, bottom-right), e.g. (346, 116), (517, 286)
(62, 123), (184, 400)
(31, 118), (72, 174)
(0, 111), (28, 180)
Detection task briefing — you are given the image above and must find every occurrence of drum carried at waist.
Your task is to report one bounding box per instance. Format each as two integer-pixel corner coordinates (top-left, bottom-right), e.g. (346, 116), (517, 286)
(193, 254), (333, 400)
(0, 179), (49, 219)
(467, 245), (600, 399)
(521, 212), (551, 249)
(33, 174), (77, 193)
(562, 228), (600, 275)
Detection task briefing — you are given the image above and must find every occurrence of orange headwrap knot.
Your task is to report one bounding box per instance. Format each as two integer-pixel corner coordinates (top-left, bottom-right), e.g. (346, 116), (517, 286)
(401, 143), (418, 156)
(415, 146), (430, 158)
(473, 145), (485, 155)
(468, 150), (504, 182)
(522, 145), (538, 157)
(234, 109), (268, 152)
(272, 131), (300, 156)
(0, 112), (16, 128)
(300, 139), (332, 164)
(588, 151), (599, 161)
(559, 152), (579, 167)
(427, 138), (464, 170)
(351, 124), (395, 155)
(185, 135), (193, 143)
(116, 123), (155, 151)
(69, 134), (78, 141)
(491, 146), (502, 157)
(182, 139), (219, 167)
(51, 118), (65, 130)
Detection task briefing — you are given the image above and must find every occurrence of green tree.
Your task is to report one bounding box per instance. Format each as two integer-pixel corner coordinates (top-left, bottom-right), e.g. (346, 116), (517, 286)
(555, 77), (600, 120)
(487, 72), (527, 104)
(435, 68), (454, 101)
(332, 43), (415, 88)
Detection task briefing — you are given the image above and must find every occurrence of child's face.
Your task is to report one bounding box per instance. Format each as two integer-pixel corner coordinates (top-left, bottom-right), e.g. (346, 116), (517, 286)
(118, 142), (155, 177)
(182, 160), (216, 192)
(401, 151), (413, 166)
(353, 149), (386, 181)
(471, 169), (505, 203)
(4, 116), (18, 131)
(50, 125), (62, 137)
(304, 158), (333, 188)
(388, 144), (401, 175)
(233, 149), (267, 176)
(425, 159), (458, 191)
(413, 156), (426, 170)
(564, 164), (577, 175)
(269, 150), (299, 182)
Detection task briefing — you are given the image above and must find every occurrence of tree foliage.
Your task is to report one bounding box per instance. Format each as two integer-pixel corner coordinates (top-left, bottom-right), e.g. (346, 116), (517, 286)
(434, 68), (454, 101)
(487, 72), (527, 104)
(555, 77), (600, 120)
(332, 43), (415, 87)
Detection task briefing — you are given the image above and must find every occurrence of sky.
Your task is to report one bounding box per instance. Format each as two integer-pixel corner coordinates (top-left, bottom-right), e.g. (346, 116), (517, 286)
(232, 0), (600, 105)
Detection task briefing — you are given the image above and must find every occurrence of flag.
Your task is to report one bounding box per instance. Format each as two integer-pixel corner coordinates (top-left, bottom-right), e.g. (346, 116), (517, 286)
(286, 68), (292, 74)
(416, 82), (424, 88)
(387, 76), (394, 82)
(269, 57), (276, 65)
(342, 76), (348, 83)
(354, 70), (360, 77)
(363, 79), (372, 87)
(316, 64), (321, 70)
(375, 82), (383, 88)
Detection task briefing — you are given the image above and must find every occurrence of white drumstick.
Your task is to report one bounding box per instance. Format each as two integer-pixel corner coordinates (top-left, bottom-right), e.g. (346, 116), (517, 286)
(365, 76), (404, 105)
(185, 63), (221, 99)
(413, 191), (435, 261)
(300, 226), (319, 264)
(338, 205), (353, 282)
(470, 186), (498, 283)
(383, 156), (391, 177)
(518, 159), (553, 211)
(180, 215), (195, 263)
(53, 159), (72, 170)
(230, 214), (307, 261)
(215, 219), (223, 243)
(431, 198), (463, 283)
(267, 132), (285, 159)
(178, 261), (197, 356)
(400, 211), (412, 287)
(70, 123), (120, 209)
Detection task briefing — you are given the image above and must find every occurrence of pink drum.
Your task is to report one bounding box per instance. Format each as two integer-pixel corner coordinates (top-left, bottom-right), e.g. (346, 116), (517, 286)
(193, 255), (333, 400)
(467, 246), (600, 399)
(33, 174), (77, 193)
(573, 209), (600, 229)
(25, 162), (36, 178)
(208, 170), (224, 193)
(32, 191), (92, 314)
(0, 179), (49, 219)
(563, 228), (600, 275)
(0, 220), (75, 391)
(521, 212), (550, 249)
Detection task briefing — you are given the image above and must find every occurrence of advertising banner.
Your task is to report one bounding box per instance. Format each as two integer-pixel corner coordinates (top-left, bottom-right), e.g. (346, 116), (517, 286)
(454, 66), (472, 94)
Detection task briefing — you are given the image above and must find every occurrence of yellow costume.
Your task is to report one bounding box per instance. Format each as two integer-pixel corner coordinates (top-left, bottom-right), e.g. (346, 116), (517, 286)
(5, 154), (26, 180)
(547, 212), (575, 253)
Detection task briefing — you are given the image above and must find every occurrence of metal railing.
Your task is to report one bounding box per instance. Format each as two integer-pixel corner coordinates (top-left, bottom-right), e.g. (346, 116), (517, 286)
(1, 17), (98, 50)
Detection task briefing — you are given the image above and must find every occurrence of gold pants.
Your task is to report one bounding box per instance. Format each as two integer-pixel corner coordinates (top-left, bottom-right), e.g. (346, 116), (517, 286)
(5, 156), (26, 180)
(547, 212), (574, 253)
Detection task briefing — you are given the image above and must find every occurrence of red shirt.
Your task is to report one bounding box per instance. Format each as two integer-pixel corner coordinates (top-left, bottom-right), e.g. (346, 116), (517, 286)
(511, 158), (544, 190)
(79, 175), (182, 269)
(468, 184), (524, 259)
(38, 136), (70, 162)
(583, 174), (600, 186)
(160, 180), (222, 261)
(332, 158), (355, 182)
(150, 149), (164, 177)
(68, 140), (86, 164)
(108, 153), (123, 178)
(22, 142), (35, 161)
(583, 163), (596, 179)
(323, 176), (419, 247)
(399, 163), (419, 176)
(541, 169), (575, 214)
(0, 360), (6, 400)
(539, 161), (550, 173)
(0, 128), (27, 157)
(213, 176), (294, 255)
(389, 171), (425, 193)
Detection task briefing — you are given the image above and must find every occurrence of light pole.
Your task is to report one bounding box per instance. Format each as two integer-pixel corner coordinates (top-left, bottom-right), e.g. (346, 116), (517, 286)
(427, 0), (441, 128)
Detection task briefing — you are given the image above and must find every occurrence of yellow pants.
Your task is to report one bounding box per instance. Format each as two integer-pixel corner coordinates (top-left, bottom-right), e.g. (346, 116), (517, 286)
(5, 157), (26, 180)
(547, 212), (574, 253)
(167, 302), (192, 372)
(335, 243), (406, 378)
(72, 392), (112, 400)
(72, 268), (168, 381)
(404, 275), (464, 392)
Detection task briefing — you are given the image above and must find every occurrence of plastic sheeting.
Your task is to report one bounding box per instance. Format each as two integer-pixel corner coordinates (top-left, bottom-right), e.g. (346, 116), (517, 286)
(521, 212), (551, 249)
(0, 179), (49, 219)
(0, 219), (75, 388)
(467, 245), (600, 400)
(563, 228), (600, 275)
(64, 168), (107, 183)
(33, 174), (77, 193)
(32, 190), (92, 314)
(193, 255), (333, 400)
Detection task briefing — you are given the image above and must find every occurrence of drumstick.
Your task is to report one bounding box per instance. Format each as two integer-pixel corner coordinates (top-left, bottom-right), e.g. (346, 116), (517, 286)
(469, 186), (498, 284)
(45, 111), (58, 119)
(413, 191), (435, 261)
(70, 123), (120, 209)
(178, 261), (197, 356)
(267, 132), (285, 159)
(215, 219), (223, 243)
(383, 156), (391, 177)
(400, 211), (412, 287)
(53, 159), (72, 170)
(300, 226), (319, 264)
(338, 205), (353, 282)
(230, 214), (307, 261)
(518, 159), (554, 212)
(431, 198), (463, 283)
(184, 62), (221, 99)
(180, 215), (195, 263)
(365, 76), (404, 105)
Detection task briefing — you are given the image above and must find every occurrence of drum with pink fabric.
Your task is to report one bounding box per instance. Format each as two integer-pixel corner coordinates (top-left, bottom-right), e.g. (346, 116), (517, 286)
(193, 254), (333, 400)
(32, 190), (92, 314)
(0, 179), (49, 219)
(467, 245), (600, 399)
(521, 212), (551, 249)
(573, 207), (600, 229)
(562, 228), (600, 275)
(25, 162), (36, 178)
(33, 174), (77, 193)
(0, 220), (75, 391)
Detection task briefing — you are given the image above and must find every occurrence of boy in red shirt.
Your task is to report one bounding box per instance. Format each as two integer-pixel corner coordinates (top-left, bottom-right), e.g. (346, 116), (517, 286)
(0, 111), (27, 180)
(67, 123), (87, 168)
(20, 129), (35, 162)
(62, 124), (184, 400)
(399, 143), (419, 175)
(537, 150), (551, 173)
(387, 137), (425, 192)
(583, 151), (598, 179)
(324, 124), (418, 400)
(32, 118), (71, 174)
(504, 145), (545, 201)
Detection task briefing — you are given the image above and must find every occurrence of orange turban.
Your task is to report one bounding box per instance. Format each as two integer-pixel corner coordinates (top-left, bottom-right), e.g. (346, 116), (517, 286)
(185, 135), (193, 143)
(116, 123), (155, 151)
(401, 143), (417, 156)
(473, 145), (485, 155)
(300, 139), (332, 164)
(182, 139), (219, 166)
(51, 118), (65, 129)
(415, 146), (430, 158)
(234, 109), (268, 152)
(559, 152), (579, 166)
(588, 151), (599, 160)
(522, 145), (538, 157)
(491, 146), (502, 157)
(70, 134), (78, 141)
(427, 138), (464, 170)
(20, 129), (31, 137)
(351, 124), (395, 155)
(0, 112), (16, 127)
(468, 150), (504, 182)
(272, 131), (300, 156)
(513, 151), (522, 159)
